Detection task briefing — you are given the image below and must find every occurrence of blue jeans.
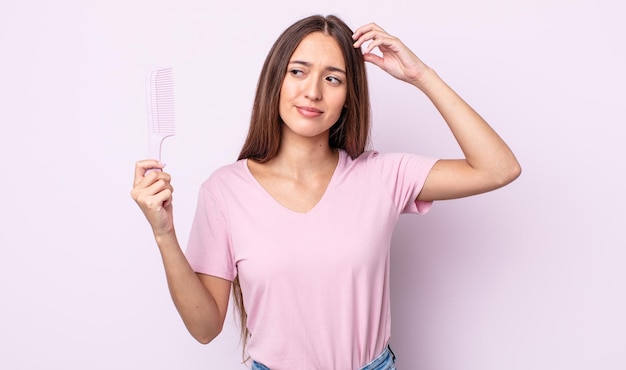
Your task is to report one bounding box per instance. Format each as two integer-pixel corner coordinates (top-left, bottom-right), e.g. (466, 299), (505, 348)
(251, 345), (397, 370)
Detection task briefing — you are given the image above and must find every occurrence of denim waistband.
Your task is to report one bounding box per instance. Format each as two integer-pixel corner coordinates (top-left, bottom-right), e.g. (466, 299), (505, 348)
(251, 345), (396, 370)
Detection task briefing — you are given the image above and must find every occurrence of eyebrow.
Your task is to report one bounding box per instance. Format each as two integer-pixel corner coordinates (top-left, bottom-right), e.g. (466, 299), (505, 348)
(289, 60), (346, 75)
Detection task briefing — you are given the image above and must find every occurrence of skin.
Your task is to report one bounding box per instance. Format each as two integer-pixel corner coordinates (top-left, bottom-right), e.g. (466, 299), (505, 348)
(131, 23), (521, 345)
(248, 32), (347, 213)
(352, 23), (521, 200)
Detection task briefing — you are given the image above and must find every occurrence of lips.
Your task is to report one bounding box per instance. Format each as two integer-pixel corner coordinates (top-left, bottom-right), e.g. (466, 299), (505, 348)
(296, 105), (323, 118)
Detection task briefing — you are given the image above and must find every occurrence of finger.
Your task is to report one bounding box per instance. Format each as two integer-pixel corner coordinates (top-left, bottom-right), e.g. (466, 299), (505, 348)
(155, 188), (173, 212)
(133, 160), (165, 186)
(355, 32), (395, 53)
(163, 197), (173, 209)
(361, 36), (386, 55)
(135, 178), (173, 207)
(362, 52), (385, 68)
(353, 27), (390, 48)
(145, 177), (174, 198)
(139, 189), (172, 213)
(361, 34), (398, 56)
(353, 29), (379, 48)
(135, 159), (165, 179)
(352, 23), (385, 41)
(131, 171), (172, 203)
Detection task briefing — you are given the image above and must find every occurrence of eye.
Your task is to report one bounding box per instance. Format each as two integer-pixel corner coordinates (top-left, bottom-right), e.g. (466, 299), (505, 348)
(289, 69), (305, 77)
(326, 76), (342, 85)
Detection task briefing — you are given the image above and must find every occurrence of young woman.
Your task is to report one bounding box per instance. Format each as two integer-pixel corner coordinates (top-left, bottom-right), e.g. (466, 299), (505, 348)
(131, 14), (520, 370)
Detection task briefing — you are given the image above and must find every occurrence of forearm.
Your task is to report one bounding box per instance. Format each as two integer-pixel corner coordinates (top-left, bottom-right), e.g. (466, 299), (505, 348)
(155, 232), (224, 344)
(413, 68), (520, 183)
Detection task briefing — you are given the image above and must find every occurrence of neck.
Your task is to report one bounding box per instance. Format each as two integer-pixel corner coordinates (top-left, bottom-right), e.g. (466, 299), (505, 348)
(271, 132), (338, 178)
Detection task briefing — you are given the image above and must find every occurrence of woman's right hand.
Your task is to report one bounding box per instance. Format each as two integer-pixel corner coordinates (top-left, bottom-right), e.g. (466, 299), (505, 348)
(131, 160), (175, 237)
(131, 160), (231, 344)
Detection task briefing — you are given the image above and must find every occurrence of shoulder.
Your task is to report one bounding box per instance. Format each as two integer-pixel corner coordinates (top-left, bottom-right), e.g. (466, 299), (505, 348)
(200, 159), (251, 192)
(347, 150), (436, 169)
(341, 149), (378, 167)
(344, 150), (439, 186)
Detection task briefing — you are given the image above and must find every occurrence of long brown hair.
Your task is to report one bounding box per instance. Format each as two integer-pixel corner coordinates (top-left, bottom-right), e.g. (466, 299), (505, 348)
(238, 14), (371, 162)
(233, 14), (371, 359)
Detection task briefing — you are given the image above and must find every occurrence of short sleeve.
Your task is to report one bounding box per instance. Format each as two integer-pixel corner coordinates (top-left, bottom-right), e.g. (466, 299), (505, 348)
(369, 151), (438, 215)
(185, 181), (236, 281)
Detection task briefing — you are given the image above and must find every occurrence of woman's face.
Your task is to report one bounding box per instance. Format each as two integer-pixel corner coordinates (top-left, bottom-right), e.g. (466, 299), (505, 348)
(278, 32), (347, 142)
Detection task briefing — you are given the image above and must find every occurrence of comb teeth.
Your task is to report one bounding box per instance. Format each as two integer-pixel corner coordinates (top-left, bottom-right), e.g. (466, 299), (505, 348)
(148, 67), (175, 134)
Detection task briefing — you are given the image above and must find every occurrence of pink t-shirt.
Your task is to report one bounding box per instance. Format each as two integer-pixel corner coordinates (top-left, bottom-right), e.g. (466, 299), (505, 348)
(186, 150), (437, 370)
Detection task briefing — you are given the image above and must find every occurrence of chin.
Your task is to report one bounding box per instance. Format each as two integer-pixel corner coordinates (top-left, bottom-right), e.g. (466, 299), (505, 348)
(283, 124), (331, 140)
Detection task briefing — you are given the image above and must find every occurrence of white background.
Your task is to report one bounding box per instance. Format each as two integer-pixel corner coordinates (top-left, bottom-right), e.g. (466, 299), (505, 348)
(1, 0), (624, 369)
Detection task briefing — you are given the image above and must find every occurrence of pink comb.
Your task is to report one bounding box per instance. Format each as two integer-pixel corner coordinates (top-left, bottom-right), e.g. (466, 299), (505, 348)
(145, 67), (175, 171)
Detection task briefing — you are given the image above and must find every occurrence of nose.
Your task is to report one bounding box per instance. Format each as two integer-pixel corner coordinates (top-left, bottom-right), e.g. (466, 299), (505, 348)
(304, 77), (322, 101)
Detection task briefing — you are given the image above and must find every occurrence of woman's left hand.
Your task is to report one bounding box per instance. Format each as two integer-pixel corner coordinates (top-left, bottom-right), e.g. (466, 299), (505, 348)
(352, 23), (430, 87)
